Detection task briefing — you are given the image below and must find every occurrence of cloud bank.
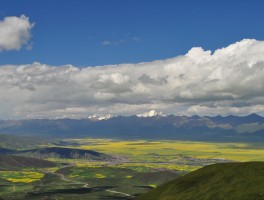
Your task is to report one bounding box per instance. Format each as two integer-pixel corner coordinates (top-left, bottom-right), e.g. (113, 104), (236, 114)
(0, 15), (34, 51)
(1, 39), (264, 119)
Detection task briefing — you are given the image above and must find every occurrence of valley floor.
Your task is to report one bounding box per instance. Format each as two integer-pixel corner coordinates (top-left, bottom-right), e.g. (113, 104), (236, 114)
(1, 138), (264, 199)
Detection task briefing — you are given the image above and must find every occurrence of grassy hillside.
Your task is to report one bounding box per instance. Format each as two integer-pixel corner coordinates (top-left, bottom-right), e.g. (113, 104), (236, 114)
(0, 134), (49, 149)
(136, 162), (264, 200)
(0, 155), (56, 169)
(21, 147), (115, 161)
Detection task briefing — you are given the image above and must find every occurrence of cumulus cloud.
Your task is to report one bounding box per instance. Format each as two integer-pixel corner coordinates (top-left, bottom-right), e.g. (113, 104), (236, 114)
(0, 15), (34, 51)
(1, 39), (264, 118)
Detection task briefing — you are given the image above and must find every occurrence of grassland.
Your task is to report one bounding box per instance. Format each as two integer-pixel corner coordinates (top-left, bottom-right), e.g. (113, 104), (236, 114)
(136, 162), (264, 200)
(0, 171), (44, 183)
(62, 139), (264, 171)
(1, 138), (264, 199)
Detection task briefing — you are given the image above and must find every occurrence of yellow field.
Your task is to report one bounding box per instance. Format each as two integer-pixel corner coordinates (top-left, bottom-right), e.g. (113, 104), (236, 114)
(0, 171), (44, 183)
(63, 138), (264, 171)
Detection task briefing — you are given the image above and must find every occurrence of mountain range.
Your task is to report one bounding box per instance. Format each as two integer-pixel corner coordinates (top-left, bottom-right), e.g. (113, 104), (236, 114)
(0, 111), (264, 141)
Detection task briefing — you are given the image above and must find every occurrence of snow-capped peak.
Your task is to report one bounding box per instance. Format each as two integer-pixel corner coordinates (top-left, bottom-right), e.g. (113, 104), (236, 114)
(88, 114), (112, 121)
(136, 110), (166, 118)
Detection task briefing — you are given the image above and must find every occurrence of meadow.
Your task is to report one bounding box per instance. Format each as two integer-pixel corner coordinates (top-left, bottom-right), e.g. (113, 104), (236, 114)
(2, 139), (264, 199)
(0, 171), (44, 183)
(62, 139), (264, 171)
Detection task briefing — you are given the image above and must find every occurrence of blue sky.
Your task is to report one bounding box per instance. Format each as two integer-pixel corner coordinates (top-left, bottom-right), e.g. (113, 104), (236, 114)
(1, 0), (264, 118)
(1, 0), (264, 66)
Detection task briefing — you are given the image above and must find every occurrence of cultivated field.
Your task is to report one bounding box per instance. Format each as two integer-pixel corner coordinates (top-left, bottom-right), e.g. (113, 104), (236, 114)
(62, 139), (264, 171)
(1, 138), (264, 199)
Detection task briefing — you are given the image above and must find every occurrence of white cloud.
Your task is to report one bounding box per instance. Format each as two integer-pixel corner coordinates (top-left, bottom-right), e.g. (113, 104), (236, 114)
(1, 39), (264, 118)
(102, 40), (111, 46)
(0, 15), (34, 51)
(102, 36), (141, 46)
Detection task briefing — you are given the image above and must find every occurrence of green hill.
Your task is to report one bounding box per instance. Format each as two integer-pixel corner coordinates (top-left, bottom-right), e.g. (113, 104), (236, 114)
(135, 162), (264, 200)
(0, 155), (56, 169)
(21, 147), (115, 161)
(0, 134), (49, 149)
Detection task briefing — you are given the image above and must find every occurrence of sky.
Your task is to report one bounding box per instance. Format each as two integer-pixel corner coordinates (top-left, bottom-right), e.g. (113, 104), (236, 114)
(1, 0), (264, 119)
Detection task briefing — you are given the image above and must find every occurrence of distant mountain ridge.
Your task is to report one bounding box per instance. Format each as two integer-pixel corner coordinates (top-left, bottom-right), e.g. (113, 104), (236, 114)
(0, 112), (264, 141)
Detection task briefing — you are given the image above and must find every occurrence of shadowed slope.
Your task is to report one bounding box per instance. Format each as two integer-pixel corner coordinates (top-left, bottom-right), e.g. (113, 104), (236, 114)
(0, 155), (56, 169)
(21, 147), (115, 161)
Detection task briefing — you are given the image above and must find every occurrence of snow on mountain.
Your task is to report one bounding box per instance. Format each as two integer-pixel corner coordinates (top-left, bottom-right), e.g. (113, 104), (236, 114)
(88, 114), (112, 121)
(136, 110), (166, 118)
(88, 110), (166, 120)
